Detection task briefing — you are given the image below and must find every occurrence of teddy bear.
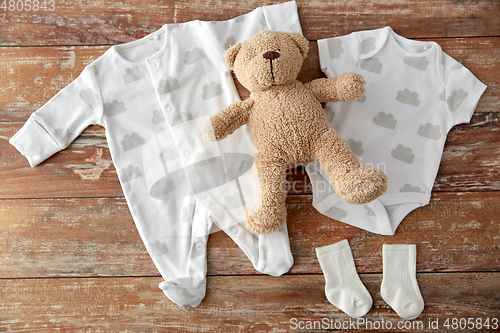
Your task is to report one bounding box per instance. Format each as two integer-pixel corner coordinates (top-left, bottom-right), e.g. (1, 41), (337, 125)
(201, 30), (387, 234)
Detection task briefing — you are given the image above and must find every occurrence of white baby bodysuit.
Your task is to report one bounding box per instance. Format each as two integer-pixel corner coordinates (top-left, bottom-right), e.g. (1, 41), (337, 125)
(309, 26), (487, 235)
(9, 1), (301, 307)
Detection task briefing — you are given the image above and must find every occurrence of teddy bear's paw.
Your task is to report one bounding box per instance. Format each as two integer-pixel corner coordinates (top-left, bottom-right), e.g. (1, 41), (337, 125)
(336, 166), (387, 205)
(335, 72), (366, 102)
(201, 118), (218, 141)
(245, 205), (287, 235)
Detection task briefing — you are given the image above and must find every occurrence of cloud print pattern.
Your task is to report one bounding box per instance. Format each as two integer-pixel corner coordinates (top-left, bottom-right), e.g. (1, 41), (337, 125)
(9, 1), (302, 308)
(396, 89), (420, 106)
(373, 112), (397, 129)
(312, 26), (487, 236)
(202, 82), (224, 100)
(123, 66), (146, 83)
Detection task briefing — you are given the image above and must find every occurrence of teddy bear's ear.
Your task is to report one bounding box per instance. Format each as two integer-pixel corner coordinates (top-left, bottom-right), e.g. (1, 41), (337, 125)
(224, 43), (242, 70)
(289, 32), (309, 59)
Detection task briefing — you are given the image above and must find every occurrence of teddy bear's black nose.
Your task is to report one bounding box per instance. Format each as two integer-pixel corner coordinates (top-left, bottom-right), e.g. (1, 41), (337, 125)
(263, 51), (280, 60)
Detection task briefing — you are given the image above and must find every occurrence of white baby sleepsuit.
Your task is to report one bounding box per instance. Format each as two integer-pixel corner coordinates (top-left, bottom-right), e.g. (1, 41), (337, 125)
(9, 1), (302, 307)
(308, 27), (487, 235)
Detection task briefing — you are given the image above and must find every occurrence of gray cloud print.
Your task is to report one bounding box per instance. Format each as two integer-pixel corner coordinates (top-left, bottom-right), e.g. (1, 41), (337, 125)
(400, 184), (425, 193)
(356, 95), (367, 103)
(53, 128), (73, 146)
(119, 165), (142, 183)
(79, 88), (99, 109)
(151, 109), (166, 124)
(325, 105), (335, 123)
(171, 112), (193, 126)
(396, 89), (420, 107)
(184, 48), (206, 65)
(104, 100), (127, 117)
(149, 240), (169, 258)
(324, 206), (348, 220)
(347, 138), (364, 156)
(327, 38), (343, 59)
(360, 57), (383, 74)
(447, 89), (468, 112)
(160, 145), (180, 162)
(121, 132), (144, 151)
(157, 77), (180, 95)
(372, 111), (397, 130)
(391, 144), (415, 164)
(202, 82), (223, 100)
(417, 123), (441, 140)
(123, 66), (146, 83)
(223, 36), (236, 51)
(404, 56), (429, 71)
(360, 37), (376, 55)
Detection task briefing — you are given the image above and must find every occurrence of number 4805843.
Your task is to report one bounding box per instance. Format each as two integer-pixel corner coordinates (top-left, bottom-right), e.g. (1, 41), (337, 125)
(1, 0), (56, 11)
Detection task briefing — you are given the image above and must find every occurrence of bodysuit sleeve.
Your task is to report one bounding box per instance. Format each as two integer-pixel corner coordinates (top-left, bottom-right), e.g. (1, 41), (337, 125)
(441, 52), (487, 125)
(9, 65), (104, 167)
(317, 32), (360, 77)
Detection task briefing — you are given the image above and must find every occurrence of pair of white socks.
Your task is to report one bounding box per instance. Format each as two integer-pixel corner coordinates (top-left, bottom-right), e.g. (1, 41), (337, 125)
(315, 240), (424, 319)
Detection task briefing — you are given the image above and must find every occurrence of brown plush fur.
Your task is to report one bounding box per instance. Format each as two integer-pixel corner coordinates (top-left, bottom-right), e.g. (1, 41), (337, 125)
(202, 31), (387, 234)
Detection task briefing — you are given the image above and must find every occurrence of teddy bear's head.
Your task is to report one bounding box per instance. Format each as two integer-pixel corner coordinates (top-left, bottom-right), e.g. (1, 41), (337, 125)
(224, 30), (309, 92)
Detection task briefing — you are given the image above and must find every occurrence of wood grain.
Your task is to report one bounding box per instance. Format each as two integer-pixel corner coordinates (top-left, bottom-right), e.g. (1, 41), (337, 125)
(1, 273), (499, 332)
(0, 0), (499, 47)
(1, 193), (498, 278)
(1, 1), (499, 331)
(1, 38), (498, 120)
(0, 46), (109, 120)
(2, 111), (499, 198)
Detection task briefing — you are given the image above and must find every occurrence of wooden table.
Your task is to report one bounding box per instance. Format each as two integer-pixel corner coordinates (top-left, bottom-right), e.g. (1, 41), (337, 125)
(1, 1), (499, 332)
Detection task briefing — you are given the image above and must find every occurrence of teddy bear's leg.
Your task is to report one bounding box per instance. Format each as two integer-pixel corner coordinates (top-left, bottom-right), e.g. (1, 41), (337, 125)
(245, 154), (288, 235)
(314, 129), (387, 205)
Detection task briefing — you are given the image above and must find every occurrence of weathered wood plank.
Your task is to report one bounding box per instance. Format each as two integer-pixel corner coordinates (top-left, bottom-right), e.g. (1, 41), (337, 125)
(1, 273), (499, 332)
(0, 136), (123, 198)
(0, 46), (109, 120)
(1, 193), (498, 278)
(2, 110), (499, 197)
(1, 38), (498, 120)
(0, 0), (499, 47)
(302, 0), (500, 40)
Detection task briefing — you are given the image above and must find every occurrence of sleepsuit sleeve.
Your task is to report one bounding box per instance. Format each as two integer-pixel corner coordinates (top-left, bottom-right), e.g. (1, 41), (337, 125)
(10, 65), (104, 167)
(441, 52), (487, 125)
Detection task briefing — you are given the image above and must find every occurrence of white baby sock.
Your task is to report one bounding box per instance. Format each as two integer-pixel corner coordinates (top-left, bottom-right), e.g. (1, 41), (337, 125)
(381, 244), (424, 320)
(316, 239), (372, 318)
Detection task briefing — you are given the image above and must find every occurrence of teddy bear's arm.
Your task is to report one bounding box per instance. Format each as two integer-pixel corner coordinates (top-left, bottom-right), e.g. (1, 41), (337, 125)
(304, 73), (366, 103)
(201, 99), (254, 141)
